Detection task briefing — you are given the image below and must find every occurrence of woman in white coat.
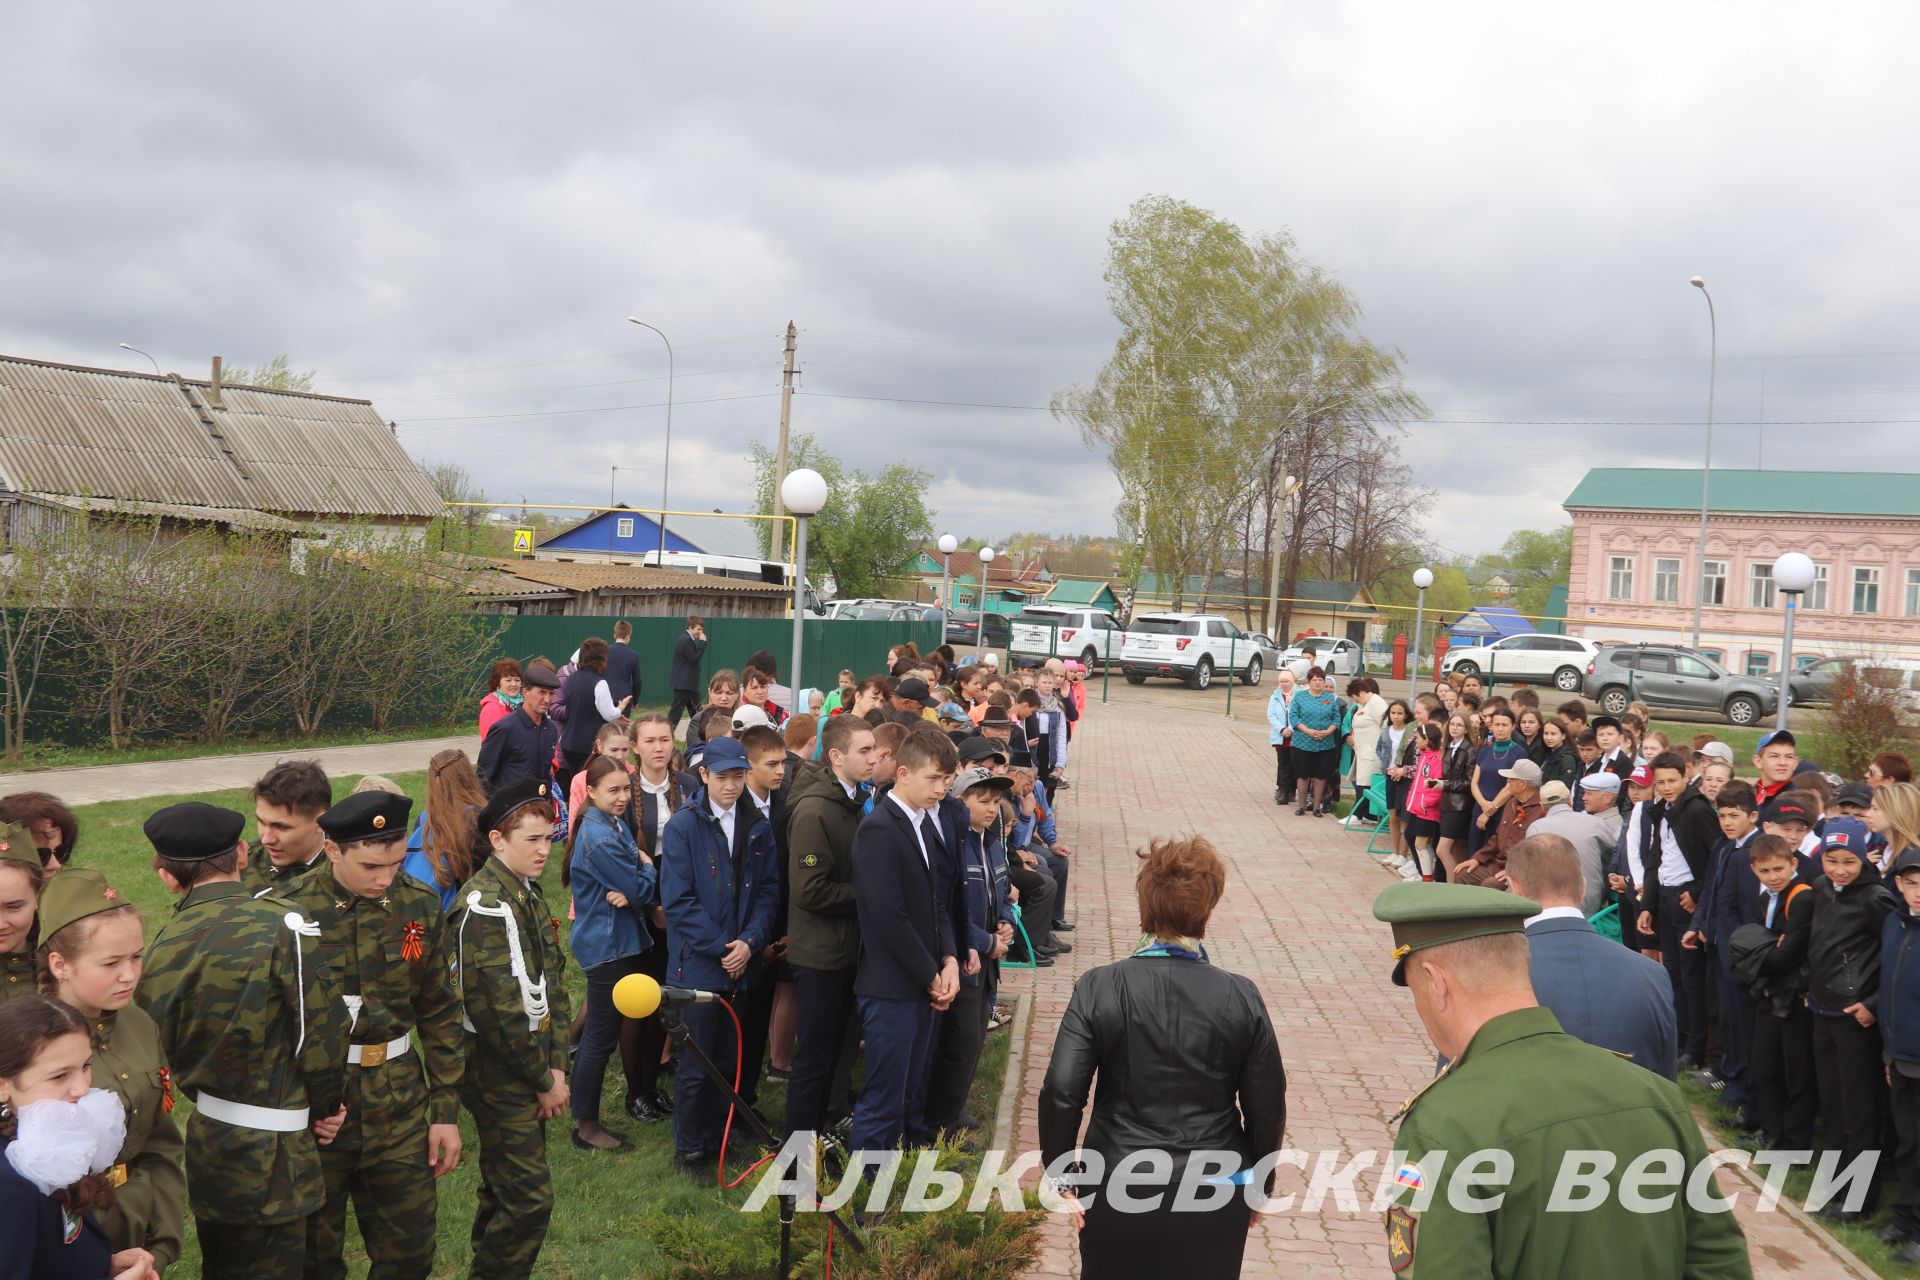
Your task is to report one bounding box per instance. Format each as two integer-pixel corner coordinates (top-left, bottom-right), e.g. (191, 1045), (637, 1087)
(1343, 676), (1389, 827)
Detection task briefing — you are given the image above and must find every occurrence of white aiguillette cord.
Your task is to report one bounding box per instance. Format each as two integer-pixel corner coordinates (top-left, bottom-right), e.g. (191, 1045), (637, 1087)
(282, 912), (322, 1054)
(458, 890), (551, 1032)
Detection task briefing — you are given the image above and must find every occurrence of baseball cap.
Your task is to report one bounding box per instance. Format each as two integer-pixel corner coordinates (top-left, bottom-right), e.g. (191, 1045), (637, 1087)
(954, 767), (1014, 797)
(937, 701), (972, 724)
(1584, 771), (1622, 795)
(1756, 729), (1798, 754)
(1497, 759), (1543, 785)
(1760, 796), (1813, 828)
(1628, 765), (1654, 788)
(957, 737), (1009, 765)
(1538, 781), (1572, 807)
(698, 736), (750, 773)
(1819, 815), (1871, 857)
(895, 677), (937, 707)
(1834, 781), (1874, 809)
(731, 705), (772, 732)
(1694, 741), (1736, 767)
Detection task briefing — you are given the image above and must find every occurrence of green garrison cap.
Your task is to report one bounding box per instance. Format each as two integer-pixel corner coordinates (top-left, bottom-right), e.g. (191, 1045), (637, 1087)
(37, 867), (132, 941)
(0, 821), (38, 870)
(1372, 882), (1540, 986)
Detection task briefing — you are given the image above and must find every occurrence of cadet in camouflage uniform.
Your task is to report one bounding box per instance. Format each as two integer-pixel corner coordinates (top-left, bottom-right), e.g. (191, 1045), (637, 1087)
(448, 777), (572, 1280)
(38, 866), (188, 1271)
(245, 760), (333, 895)
(284, 790), (465, 1280)
(1373, 882), (1751, 1278)
(0, 821), (46, 1006)
(138, 802), (348, 1280)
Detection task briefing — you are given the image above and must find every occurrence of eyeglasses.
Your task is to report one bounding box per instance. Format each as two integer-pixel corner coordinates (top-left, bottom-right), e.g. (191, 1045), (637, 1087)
(36, 847), (63, 869)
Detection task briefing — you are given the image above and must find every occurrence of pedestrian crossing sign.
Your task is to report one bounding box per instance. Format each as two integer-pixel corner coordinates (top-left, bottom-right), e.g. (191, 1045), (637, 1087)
(513, 528), (534, 553)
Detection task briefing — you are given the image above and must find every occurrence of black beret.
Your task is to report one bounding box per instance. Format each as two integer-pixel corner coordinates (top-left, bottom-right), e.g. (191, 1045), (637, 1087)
(478, 777), (554, 836)
(144, 802), (247, 863)
(318, 791), (413, 845)
(520, 665), (561, 690)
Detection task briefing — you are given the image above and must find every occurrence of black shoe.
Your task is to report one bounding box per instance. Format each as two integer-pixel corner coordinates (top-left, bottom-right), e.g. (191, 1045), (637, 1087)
(651, 1088), (675, 1114)
(1053, 921), (1076, 932)
(1274, 788), (1285, 807)
(1735, 1129), (1771, 1149)
(672, 1151), (715, 1178)
(1689, 1070), (1725, 1091)
(626, 1092), (669, 1124)
(1878, 1222), (1912, 1246)
(1050, 940), (1074, 954)
(952, 1109), (983, 1132)
(1676, 1054), (1700, 1072)
(1295, 805), (1308, 816)
(1895, 1239), (1920, 1265)
(1033, 953), (1055, 966)
(765, 1064), (792, 1082)
(572, 1129), (629, 1152)
(1818, 1205), (1869, 1225)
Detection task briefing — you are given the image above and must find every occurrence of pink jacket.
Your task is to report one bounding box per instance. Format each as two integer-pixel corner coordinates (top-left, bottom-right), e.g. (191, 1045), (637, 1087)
(1406, 748), (1444, 822)
(478, 692), (515, 742)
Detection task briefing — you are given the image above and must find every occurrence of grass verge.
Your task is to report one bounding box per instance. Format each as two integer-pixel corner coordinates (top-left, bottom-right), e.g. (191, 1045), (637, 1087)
(0, 724), (468, 774)
(66, 775), (1041, 1278)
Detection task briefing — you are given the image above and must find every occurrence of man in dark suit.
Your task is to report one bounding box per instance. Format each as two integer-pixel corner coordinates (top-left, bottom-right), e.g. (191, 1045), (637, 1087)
(850, 726), (961, 1156)
(1506, 832), (1678, 1079)
(668, 616), (708, 734)
(605, 618), (642, 707)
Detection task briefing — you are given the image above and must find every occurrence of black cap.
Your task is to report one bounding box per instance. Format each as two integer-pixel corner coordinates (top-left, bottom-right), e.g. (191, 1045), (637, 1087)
(1008, 749), (1038, 772)
(980, 705), (1011, 726)
(478, 777), (554, 836)
(1590, 715), (1622, 733)
(895, 677), (936, 707)
(957, 736), (1008, 764)
(521, 665), (561, 690)
(144, 802), (247, 863)
(1760, 797), (1813, 828)
(318, 791), (413, 845)
(1835, 781), (1874, 809)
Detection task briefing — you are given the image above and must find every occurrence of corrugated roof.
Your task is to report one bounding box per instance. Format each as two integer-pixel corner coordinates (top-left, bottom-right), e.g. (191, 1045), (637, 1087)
(490, 560), (789, 596)
(22, 493), (306, 534)
(1044, 578), (1118, 606)
(0, 354), (442, 520)
(1563, 468), (1920, 518)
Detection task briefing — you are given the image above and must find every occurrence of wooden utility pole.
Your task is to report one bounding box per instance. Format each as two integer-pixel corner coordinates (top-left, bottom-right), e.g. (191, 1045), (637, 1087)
(769, 321), (797, 559)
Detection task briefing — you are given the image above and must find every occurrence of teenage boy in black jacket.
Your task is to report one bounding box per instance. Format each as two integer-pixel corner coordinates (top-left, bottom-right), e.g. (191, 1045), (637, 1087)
(849, 728), (961, 1156)
(1749, 834), (1820, 1151)
(1636, 752), (1721, 1068)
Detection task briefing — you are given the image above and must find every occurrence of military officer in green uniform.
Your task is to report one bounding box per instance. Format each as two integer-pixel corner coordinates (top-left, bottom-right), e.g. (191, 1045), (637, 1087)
(38, 866), (188, 1271)
(245, 761), (334, 895)
(138, 801), (348, 1280)
(284, 790), (465, 1280)
(0, 821), (47, 1006)
(1373, 881), (1752, 1278)
(448, 777), (572, 1280)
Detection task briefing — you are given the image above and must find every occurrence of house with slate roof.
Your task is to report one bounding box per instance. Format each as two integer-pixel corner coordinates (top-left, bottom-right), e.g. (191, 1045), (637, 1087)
(1564, 467), (1920, 672)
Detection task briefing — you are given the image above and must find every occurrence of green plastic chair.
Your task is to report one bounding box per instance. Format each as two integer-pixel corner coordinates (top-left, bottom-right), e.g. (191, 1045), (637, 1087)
(1589, 902), (1622, 943)
(1355, 774), (1394, 855)
(1002, 904), (1038, 971)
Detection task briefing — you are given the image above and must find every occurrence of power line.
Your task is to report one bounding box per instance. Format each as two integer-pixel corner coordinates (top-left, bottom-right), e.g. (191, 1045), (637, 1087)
(395, 387), (782, 426)
(374, 362), (772, 405)
(336, 333), (781, 382)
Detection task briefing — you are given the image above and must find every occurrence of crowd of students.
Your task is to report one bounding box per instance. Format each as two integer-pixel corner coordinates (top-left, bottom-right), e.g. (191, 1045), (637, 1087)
(0, 620), (1089, 1280)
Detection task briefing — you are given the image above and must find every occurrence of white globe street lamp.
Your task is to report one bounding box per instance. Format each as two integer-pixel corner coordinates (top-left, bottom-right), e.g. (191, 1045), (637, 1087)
(937, 533), (958, 616)
(1772, 551), (1816, 732)
(977, 546), (997, 656)
(781, 468), (829, 697)
(1410, 567), (1434, 697)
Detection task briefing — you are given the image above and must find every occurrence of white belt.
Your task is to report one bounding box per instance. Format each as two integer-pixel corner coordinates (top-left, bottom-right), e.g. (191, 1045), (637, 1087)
(194, 1092), (310, 1132)
(347, 1034), (413, 1067)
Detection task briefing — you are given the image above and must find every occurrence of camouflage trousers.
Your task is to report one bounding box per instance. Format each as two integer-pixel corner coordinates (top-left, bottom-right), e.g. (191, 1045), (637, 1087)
(200, 1215), (307, 1280)
(304, 1142), (436, 1280)
(461, 1053), (553, 1280)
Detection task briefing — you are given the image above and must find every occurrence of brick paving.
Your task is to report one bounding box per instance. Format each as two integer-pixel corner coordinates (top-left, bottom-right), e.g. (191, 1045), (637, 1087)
(999, 685), (1871, 1278)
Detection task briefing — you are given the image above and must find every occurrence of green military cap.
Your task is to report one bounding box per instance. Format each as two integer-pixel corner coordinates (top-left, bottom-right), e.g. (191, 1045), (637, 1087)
(0, 821), (39, 869)
(1372, 882), (1540, 986)
(37, 867), (132, 940)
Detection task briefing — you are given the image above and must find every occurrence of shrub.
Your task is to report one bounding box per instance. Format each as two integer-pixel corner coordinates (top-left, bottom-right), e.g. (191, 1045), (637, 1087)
(1803, 660), (1913, 778)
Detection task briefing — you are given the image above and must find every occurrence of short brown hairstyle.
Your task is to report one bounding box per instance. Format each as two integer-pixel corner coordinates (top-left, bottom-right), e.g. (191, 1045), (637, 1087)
(578, 637), (610, 672)
(687, 615), (704, 629)
(871, 721), (910, 755)
(1136, 835), (1227, 939)
(1749, 833), (1797, 865)
(0, 792), (78, 863)
(154, 845), (238, 890)
(739, 725), (786, 760)
(708, 668), (740, 694)
(821, 714), (871, 760)
(699, 705), (736, 739)
(613, 619), (632, 641)
(1557, 699), (1588, 723)
(894, 726), (959, 775)
(784, 714), (818, 751)
(1873, 753), (1915, 784)
(252, 761), (331, 817)
(487, 658), (523, 691)
(1504, 833), (1584, 905)
(1716, 780), (1758, 814)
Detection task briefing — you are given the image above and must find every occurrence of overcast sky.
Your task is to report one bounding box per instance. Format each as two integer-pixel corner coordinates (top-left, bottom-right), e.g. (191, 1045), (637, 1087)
(7, 3), (1920, 559)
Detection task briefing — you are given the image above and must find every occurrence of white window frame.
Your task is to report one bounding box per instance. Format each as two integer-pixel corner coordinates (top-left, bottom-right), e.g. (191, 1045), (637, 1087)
(1608, 555), (1635, 601)
(1854, 566), (1882, 615)
(1700, 559), (1727, 606)
(1653, 557), (1681, 604)
(1748, 563), (1775, 609)
(1906, 568), (1920, 617)
(1808, 564), (1830, 612)
(616, 516), (635, 540)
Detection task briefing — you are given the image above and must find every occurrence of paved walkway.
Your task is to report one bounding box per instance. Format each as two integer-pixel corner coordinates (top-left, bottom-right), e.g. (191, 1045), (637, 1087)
(0, 735), (474, 804)
(1002, 689), (1871, 1279)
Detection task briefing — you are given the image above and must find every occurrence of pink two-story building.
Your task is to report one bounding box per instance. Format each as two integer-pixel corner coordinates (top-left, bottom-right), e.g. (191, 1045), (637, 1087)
(1563, 468), (1920, 674)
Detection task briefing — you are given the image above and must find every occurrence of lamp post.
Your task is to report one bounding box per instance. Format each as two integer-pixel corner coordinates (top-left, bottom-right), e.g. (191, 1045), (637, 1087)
(1772, 551), (1815, 732)
(118, 342), (161, 375)
(1689, 277), (1717, 650)
(782, 468), (829, 697)
(625, 318), (675, 567)
(1411, 567), (1434, 699)
(1263, 473), (1302, 640)
(977, 546), (996, 657)
(937, 532), (958, 618)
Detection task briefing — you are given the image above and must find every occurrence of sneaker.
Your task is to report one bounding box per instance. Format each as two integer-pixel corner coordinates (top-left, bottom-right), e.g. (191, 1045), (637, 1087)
(1397, 859), (1421, 882)
(625, 1092), (669, 1124)
(987, 1004), (1011, 1031)
(1689, 1070), (1725, 1091)
(1340, 814), (1368, 829)
(765, 1064), (792, 1082)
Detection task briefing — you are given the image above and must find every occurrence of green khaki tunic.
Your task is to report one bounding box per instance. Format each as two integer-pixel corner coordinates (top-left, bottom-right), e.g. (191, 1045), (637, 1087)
(137, 880), (347, 1228)
(1387, 1007), (1752, 1278)
(280, 865), (465, 1280)
(88, 1003), (188, 1271)
(243, 840), (326, 896)
(448, 857), (572, 1280)
(1, 948), (32, 1004)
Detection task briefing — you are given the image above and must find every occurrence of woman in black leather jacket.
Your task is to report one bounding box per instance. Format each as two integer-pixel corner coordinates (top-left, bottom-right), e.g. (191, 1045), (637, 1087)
(1038, 836), (1285, 1277)
(1435, 711), (1479, 879)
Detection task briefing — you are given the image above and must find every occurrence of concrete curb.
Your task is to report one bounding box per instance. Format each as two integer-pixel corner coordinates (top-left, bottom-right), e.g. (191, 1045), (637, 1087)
(989, 991), (1033, 1157)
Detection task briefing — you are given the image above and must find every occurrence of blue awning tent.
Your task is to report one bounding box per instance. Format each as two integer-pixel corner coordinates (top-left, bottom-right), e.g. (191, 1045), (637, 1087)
(1445, 605), (1535, 645)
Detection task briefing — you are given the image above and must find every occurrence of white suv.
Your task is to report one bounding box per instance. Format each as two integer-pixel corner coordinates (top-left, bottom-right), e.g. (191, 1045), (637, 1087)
(1440, 633), (1599, 692)
(1008, 606), (1126, 668)
(1119, 612), (1271, 689)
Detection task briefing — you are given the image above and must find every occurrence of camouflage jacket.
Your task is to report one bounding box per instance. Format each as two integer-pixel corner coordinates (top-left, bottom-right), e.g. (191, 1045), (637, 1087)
(137, 879), (346, 1225)
(90, 1002), (187, 1269)
(281, 864), (465, 1153)
(447, 857), (571, 1096)
(242, 840), (325, 896)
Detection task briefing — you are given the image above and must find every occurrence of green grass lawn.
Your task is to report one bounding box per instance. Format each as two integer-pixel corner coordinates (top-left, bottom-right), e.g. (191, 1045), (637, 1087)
(0, 724), (467, 774)
(69, 776), (1037, 1279)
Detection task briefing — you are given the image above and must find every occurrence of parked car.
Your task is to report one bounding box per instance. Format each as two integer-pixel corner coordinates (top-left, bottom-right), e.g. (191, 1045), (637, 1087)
(1119, 612), (1269, 689)
(1277, 636), (1365, 679)
(1790, 656), (1920, 715)
(941, 610), (1011, 648)
(1008, 606), (1127, 668)
(1581, 644), (1779, 726)
(1440, 633), (1600, 692)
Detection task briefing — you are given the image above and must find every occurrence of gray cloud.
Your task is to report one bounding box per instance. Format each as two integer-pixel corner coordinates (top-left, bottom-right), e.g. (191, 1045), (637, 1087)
(6, 2), (1920, 559)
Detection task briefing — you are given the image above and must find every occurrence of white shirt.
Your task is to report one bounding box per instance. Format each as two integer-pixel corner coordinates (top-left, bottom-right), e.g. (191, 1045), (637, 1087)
(887, 790), (932, 867)
(1524, 904), (1588, 927)
(749, 790), (774, 824)
(637, 772), (672, 832)
(1657, 813), (1691, 887)
(709, 798), (736, 846)
(838, 777), (861, 803)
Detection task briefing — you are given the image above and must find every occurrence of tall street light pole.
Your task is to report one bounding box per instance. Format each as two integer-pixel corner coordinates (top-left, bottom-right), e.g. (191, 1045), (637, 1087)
(626, 317), (675, 567)
(1411, 567), (1434, 700)
(977, 546), (996, 658)
(781, 468), (829, 697)
(119, 342), (161, 375)
(1772, 552), (1815, 732)
(1689, 277), (1717, 651)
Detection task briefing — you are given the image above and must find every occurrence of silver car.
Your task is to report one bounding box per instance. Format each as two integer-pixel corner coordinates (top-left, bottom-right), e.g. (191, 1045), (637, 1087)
(1581, 644), (1778, 726)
